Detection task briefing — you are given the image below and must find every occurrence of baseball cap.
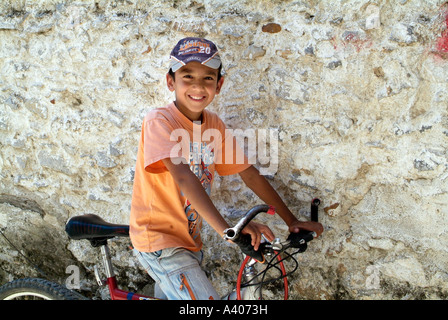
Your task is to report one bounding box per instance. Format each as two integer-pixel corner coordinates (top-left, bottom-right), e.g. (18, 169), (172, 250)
(170, 37), (222, 72)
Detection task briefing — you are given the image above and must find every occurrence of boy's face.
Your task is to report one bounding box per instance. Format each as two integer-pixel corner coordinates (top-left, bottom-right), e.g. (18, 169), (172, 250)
(166, 62), (224, 121)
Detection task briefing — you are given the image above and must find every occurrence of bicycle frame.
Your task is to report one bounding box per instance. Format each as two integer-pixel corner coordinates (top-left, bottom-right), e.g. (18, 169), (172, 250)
(99, 240), (278, 300)
(97, 237), (288, 300)
(98, 244), (157, 300)
(65, 199), (321, 300)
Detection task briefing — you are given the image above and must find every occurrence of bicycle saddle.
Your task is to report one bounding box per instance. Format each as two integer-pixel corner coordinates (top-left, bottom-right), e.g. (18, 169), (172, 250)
(65, 214), (129, 243)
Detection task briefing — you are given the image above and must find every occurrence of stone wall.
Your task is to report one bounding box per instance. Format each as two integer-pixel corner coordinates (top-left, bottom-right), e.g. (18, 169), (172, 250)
(1, 0), (447, 299)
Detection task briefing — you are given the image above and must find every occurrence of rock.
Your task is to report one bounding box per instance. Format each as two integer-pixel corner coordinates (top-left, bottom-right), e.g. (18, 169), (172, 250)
(95, 151), (116, 169)
(38, 150), (71, 175)
(262, 23), (281, 33)
(243, 45), (266, 59)
(379, 257), (428, 288)
(389, 23), (417, 45)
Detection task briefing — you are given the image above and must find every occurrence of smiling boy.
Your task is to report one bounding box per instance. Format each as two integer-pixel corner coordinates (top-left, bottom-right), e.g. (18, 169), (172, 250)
(129, 37), (323, 300)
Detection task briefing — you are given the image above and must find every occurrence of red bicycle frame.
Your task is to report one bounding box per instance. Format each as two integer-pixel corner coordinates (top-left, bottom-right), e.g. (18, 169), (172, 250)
(236, 252), (288, 300)
(107, 276), (157, 300)
(100, 245), (157, 300)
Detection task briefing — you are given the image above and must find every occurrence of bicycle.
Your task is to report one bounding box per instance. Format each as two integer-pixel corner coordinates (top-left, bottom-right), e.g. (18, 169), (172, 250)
(0, 199), (321, 300)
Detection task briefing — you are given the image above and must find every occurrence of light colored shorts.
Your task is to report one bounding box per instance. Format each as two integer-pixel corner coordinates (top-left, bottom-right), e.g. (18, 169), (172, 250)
(134, 247), (219, 300)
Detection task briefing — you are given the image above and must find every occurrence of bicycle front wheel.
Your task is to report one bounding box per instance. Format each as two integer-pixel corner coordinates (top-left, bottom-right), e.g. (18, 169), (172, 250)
(0, 278), (87, 300)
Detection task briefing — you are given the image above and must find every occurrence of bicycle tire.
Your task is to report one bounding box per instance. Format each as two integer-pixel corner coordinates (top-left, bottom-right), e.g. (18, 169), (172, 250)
(0, 278), (88, 300)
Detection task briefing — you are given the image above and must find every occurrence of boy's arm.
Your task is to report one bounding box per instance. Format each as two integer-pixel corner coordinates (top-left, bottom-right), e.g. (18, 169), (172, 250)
(239, 165), (323, 237)
(162, 158), (230, 235)
(162, 158), (274, 250)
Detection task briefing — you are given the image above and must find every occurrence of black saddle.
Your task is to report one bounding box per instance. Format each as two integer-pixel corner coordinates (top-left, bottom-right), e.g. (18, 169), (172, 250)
(65, 214), (129, 246)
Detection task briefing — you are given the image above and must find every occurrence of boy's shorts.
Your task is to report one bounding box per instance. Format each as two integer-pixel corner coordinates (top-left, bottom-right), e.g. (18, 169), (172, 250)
(134, 247), (220, 300)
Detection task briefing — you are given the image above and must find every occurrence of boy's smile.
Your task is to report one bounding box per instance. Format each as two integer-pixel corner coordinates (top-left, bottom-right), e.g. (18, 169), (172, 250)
(167, 62), (224, 121)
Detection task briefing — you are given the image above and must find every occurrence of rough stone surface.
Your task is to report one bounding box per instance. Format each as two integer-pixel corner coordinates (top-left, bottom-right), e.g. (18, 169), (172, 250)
(1, 0), (447, 299)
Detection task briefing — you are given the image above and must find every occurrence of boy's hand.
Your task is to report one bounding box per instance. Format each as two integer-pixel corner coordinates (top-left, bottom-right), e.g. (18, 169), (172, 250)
(241, 221), (275, 251)
(232, 233), (265, 263)
(231, 222), (274, 263)
(289, 220), (324, 238)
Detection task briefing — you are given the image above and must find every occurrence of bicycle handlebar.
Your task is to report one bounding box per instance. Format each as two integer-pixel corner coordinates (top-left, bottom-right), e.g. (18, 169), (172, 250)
(311, 198), (320, 222)
(283, 198), (320, 250)
(224, 199), (321, 260)
(223, 204), (275, 242)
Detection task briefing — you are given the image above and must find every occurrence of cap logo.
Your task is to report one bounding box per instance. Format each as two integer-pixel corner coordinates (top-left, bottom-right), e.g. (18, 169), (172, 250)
(179, 40), (212, 55)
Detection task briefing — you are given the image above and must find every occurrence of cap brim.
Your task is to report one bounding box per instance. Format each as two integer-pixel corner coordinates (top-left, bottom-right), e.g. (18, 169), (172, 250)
(170, 55), (221, 72)
(202, 54), (221, 70)
(170, 56), (185, 72)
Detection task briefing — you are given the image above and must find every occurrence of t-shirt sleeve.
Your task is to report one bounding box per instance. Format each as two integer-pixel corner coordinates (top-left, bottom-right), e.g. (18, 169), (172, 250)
(142, 117), (188, 173)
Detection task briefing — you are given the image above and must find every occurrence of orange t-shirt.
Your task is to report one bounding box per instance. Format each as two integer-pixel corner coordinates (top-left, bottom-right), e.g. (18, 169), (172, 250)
(129, 102), (251, 252)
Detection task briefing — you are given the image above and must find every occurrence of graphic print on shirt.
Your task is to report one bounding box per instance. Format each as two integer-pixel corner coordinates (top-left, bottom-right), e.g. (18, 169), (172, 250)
(184, 141), (214, 241)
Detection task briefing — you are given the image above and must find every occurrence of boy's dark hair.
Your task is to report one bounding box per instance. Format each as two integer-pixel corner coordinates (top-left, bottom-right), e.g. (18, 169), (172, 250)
(168, 65), (223, 82)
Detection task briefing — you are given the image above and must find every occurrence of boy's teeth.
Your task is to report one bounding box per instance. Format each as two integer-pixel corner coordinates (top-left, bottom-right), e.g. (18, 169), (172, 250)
(190, 95), (203, 100)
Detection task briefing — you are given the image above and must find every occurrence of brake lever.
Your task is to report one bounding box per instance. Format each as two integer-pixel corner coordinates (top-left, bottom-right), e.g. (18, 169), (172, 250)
(264, 238), (283, 251)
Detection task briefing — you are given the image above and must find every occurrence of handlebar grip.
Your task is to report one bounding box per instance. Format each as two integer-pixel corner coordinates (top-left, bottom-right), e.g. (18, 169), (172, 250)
(234, 233), (265, 263)
(287, 230), (316, 252)
(311, 198), (320, 222)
